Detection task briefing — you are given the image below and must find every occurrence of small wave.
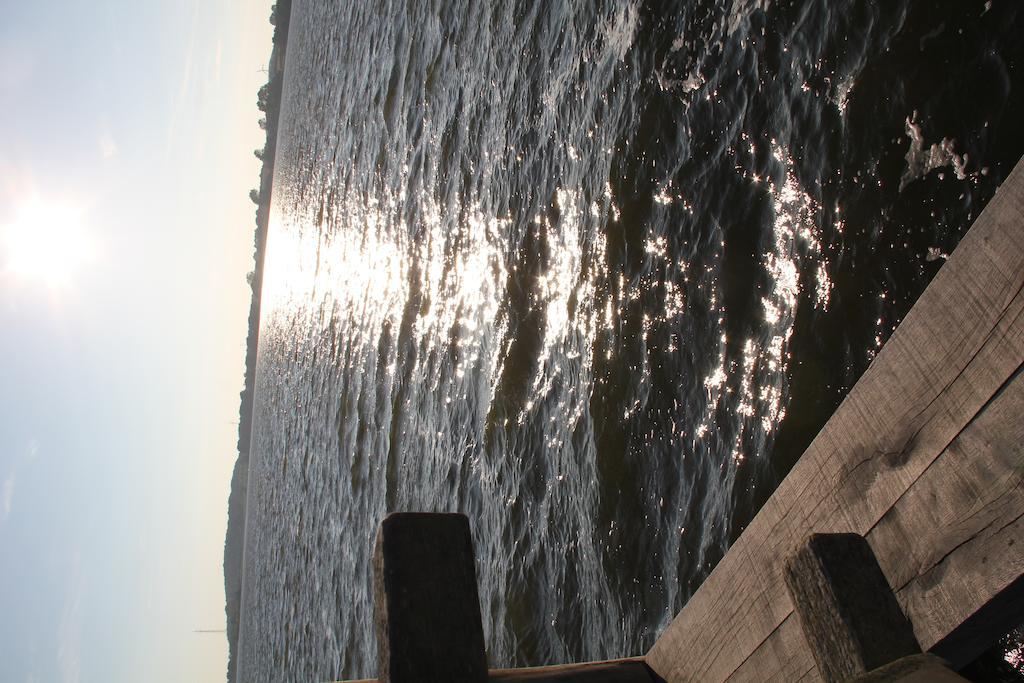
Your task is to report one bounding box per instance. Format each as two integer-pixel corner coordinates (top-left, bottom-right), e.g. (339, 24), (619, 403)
(900, 112), (968, 191)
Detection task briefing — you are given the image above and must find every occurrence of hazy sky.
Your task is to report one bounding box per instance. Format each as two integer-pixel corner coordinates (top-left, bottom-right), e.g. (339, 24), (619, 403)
(0, 1), (273, 680)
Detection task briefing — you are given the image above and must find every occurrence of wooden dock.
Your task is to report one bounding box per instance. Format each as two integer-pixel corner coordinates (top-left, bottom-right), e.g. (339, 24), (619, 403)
(645, 154), (1024, 681)
(338, 157), (1024, 682)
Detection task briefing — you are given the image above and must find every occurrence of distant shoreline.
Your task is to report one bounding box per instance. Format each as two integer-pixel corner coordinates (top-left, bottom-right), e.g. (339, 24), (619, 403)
(223, 1), (293, 682)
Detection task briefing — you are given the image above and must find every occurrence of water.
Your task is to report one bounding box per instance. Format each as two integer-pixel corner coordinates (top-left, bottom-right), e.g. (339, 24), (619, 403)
(236, 1), (1024, 680)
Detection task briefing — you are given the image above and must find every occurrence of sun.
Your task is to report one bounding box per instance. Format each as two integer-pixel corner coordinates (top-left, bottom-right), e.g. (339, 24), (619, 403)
(1, 199), (95, 290)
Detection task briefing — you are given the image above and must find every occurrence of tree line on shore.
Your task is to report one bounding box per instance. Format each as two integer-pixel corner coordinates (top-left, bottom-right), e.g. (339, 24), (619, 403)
(224, 2), (291, 681)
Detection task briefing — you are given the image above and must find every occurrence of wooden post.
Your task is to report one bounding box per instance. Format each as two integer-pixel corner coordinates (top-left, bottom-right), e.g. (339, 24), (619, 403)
(784, 533), (921, 682)
(373, 512), (488, 683)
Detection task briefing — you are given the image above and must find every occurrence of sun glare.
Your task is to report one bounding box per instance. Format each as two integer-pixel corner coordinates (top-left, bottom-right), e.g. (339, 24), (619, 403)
(1, 199), (95, 289)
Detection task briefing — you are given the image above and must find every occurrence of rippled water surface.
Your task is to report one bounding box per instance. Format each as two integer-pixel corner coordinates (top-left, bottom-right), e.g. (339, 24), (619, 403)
(237, 1), (1024, 679)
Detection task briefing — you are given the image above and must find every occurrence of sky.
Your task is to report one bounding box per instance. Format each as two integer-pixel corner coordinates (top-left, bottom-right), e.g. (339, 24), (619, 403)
(0, 1), (273, 681)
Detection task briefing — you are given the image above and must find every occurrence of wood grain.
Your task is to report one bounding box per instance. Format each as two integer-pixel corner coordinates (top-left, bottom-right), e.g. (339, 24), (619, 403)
(724, 371), (1024, 683)
(725, 615), (816, 683)
(870, 368), (1024, 656)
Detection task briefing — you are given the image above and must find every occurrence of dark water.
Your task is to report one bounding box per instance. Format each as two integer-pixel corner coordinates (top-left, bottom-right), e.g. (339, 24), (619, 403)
(236, 1), (1024, 680)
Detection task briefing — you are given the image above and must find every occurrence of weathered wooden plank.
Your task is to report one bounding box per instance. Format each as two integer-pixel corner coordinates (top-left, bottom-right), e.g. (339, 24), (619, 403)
(727, 370), (1024, 683)
(337, 658), (654, 683)
(763, 341), (1021, 679)
(488, 657), (655, 681)
(903, 512), (1024, 648)
(784, 534), (921, 682)
(646, 157), (1024, 683)
(725, 615), (816, 683)
(869, 367), (1024, 592)
(374, 512), (488, 683)
(869, 368), (1024, 663)
(659, 352), (1019, 683)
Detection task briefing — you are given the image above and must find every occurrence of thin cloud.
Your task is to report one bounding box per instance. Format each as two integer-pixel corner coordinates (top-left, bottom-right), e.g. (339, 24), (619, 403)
(57, 554), (83, 683)
(164, 0), (201, 159)
(1, 440), (39, 523)
(214, 39), (223, 82)
(0, 38), (36, 90)
(1, 468), (14, 521)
